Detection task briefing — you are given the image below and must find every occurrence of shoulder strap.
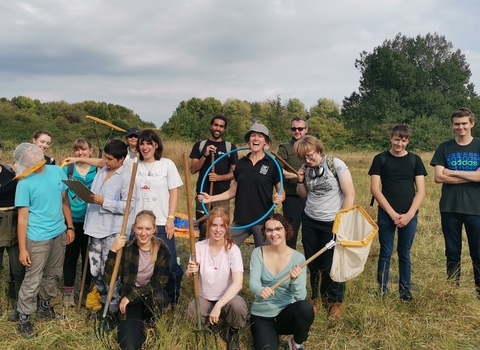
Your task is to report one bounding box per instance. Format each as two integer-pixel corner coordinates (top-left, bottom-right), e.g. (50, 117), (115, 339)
(2, 164), (14, 175)
(325, 155), (338, 180)
(67, 163), (74, 179)
(199, 140), (207, 155)
(200, 140), (231, 159)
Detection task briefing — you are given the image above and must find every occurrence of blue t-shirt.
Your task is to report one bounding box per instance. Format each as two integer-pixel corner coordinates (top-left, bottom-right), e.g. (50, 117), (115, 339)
(15, 165), (68, 241)
(63, 164), (97, 223)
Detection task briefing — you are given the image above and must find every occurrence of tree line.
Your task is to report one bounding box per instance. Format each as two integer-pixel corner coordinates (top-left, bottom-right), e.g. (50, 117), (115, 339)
(1, 32), (479, 151)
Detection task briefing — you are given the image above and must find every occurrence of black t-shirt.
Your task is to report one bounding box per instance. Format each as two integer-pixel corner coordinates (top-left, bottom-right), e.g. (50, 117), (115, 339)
(189, 140), (238, 195)
(430, 138), (480, 215)
(0, 165), (17, 207)
(233, 153), (281, 225)
(369, 151), (427, 213)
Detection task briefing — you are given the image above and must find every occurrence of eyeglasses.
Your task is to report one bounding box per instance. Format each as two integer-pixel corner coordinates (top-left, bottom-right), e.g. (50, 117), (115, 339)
(304, 152), (316, 161)
(291, 127), (306, 132)
(127, 135), (138, 139)
(307, 166), (324, 179)
(265, 226), (284, 234)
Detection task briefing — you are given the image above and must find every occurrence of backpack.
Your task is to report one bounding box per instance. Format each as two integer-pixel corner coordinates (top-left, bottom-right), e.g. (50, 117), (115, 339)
(199, 140), (232, 159)
(325, 155), (338, 181)
(369, 151), (416, 206)
(2, 164), (15, 175)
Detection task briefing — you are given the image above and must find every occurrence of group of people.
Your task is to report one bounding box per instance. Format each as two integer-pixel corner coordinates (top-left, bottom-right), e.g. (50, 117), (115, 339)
(0, 106), (479, 349)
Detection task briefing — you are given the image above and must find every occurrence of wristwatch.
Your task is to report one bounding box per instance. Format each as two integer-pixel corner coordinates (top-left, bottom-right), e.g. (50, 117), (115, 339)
(67, 226), (75, 231)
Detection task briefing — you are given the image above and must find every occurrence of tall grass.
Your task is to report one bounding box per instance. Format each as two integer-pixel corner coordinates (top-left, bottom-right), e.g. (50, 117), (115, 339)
(1, 140), (480, 349)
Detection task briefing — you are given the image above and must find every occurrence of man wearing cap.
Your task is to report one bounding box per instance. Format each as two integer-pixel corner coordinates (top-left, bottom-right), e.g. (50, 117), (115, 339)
(277, 116), (308, 249)
(126, 127), (140, 159)
(190, 115), (238, 240)
(200, 123), (285, 247)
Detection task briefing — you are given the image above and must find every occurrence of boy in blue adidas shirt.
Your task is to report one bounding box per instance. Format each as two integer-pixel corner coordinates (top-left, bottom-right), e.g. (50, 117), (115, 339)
(14, 143), (74, 338)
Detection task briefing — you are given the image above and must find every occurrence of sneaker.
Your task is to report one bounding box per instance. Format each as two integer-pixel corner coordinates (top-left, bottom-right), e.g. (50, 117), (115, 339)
(226, 327), (240, 350)
(63, 290), (75, 307)
(36, 307), (66, 321)
(288, 337), (304, 350)
(8, 310), (19, 322)
(18, 321), (37, 338)
(400, 291), (413, 302)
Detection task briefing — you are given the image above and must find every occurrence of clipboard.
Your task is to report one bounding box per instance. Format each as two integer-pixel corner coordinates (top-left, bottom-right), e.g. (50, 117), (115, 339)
(62, 180), (95, 204)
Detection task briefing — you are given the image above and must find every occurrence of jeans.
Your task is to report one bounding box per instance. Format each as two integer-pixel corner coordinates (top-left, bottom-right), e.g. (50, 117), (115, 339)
(301, 214), (345, 302)
(440, 212), (480, 289)
(377, 207), (418, 295)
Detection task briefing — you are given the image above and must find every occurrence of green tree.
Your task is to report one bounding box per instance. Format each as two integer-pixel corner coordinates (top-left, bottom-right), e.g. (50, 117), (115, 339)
(342, 32), (480, 148)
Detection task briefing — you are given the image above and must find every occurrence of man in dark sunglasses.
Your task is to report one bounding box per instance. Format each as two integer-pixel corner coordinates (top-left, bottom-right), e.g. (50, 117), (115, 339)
(276, 116), (308, 249)
(125, 127), (140, 159)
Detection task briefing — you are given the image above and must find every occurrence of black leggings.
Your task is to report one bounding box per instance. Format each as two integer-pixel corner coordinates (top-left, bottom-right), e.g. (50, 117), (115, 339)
(250, 300), (314, 350)
(63, 221), (91, 288)
(117, 290), (169, 350)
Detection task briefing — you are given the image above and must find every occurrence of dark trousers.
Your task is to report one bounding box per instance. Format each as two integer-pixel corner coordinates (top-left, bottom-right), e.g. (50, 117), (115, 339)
(302, 214), (345, 302)
(118, 289), (169, 350)
(441, 212), (480, 288)
(63, 221), (92, 288)
(250, 301), (314, 350)
(282, 195), (306, 249)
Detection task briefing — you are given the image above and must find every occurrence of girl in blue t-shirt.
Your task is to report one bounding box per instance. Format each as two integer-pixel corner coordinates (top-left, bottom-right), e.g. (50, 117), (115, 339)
(62, 138), (97, 307)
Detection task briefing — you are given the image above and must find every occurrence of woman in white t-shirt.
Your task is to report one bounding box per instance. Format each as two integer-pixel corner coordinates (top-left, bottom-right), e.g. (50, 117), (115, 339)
(186, 207), (248, 350)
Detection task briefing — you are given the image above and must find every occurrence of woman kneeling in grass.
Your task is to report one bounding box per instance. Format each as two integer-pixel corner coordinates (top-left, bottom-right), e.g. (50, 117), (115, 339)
(249, 213), (314, 350)
(186, 207), (248, 350)
(105, 210), (170, 350)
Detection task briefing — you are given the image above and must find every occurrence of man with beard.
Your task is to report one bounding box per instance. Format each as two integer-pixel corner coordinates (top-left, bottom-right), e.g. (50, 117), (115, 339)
(277, 116), (308, 249)
(190, 115), (238, 240)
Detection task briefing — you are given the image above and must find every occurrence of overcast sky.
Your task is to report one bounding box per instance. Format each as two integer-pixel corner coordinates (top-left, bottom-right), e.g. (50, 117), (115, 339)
(1, 0), (479, 127)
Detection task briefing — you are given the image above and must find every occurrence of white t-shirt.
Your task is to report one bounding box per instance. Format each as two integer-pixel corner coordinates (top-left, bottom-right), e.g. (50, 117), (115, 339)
(194, 239), (244, 301)
(125, 158), (183, 225)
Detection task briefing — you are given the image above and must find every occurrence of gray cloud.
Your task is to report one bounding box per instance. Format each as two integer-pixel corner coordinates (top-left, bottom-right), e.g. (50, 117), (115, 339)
(0, 0), (479, 126)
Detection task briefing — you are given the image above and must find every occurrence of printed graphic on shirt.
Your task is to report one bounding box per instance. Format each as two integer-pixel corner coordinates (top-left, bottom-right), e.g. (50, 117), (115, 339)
(260, 165), (269, 175)
(447, 152), (480, 171)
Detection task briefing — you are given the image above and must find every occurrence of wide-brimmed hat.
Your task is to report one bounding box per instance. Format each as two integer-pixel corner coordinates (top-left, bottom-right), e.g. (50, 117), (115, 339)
(126, 127), (140, 137)
(244, 124), (271, 144)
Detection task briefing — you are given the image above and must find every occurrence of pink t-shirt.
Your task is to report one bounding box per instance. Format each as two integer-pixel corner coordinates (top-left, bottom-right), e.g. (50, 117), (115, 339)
(194, 239), (244, 301)
(135, 248), (154, 287)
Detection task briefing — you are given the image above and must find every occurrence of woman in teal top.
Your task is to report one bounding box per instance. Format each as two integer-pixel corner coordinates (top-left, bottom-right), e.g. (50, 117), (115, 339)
(249, 213), (314, 350)
(62, 138), (97, 307)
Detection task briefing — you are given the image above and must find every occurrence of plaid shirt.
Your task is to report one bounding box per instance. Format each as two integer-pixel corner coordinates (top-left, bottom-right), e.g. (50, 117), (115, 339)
(104, 236), (170, 303)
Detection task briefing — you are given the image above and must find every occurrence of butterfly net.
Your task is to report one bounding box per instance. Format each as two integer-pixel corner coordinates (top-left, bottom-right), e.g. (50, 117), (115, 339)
(330, 205), (378, 282)
(13, 143), (45, 176)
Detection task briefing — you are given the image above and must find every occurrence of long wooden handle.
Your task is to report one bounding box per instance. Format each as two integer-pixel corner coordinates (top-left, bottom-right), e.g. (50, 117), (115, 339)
(271, 245), (329, 291)
(183, 152), (202, 330)
(270, 151), (299, 175)
(104, 156), (139, 315)
(77, 249), (89, 311)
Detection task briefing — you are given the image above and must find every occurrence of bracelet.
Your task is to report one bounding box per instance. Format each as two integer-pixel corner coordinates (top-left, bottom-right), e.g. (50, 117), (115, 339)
(67, 226), (75, 231)
(203, 154), (208, 158)
(297, 180), (304, 184)
(167, 215), (175, 220)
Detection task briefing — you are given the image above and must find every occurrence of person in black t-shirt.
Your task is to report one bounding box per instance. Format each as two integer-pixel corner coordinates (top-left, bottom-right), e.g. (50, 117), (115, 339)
(199, 124), (285, 247)
(189, 115), (238, 240)
(369, 124), (427, 301)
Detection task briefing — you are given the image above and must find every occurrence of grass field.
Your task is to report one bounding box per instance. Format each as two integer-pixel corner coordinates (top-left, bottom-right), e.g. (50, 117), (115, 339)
(1, 140), (480, 349)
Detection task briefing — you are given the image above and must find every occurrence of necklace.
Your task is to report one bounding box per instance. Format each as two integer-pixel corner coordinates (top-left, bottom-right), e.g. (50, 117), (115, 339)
(143, 161), (155, 176)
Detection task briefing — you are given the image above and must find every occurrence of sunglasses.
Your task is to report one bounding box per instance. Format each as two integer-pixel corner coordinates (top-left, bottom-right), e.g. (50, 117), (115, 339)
(127, 135), (138, 139)
(307, 166), (324, 179)
(291, 127), (306, 132)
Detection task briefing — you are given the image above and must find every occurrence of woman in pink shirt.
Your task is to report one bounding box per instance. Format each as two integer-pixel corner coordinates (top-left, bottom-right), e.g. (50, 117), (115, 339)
(186, 207), (248, 350)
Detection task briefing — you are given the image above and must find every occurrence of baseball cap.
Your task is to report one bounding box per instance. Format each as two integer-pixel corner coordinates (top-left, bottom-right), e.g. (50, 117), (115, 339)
(126, 127), (140, 137)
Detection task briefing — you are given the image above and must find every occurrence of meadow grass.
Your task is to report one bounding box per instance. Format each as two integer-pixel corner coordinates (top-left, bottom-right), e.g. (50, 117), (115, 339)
(1, 141), (480, 349)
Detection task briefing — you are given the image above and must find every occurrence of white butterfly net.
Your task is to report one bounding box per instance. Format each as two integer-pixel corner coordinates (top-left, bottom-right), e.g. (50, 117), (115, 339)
(13, 143), (45, 175)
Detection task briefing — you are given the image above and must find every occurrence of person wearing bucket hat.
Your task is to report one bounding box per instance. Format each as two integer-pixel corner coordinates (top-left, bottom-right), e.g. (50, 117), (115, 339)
(126, 127), (140, 159)
(200, 124), (285, 248)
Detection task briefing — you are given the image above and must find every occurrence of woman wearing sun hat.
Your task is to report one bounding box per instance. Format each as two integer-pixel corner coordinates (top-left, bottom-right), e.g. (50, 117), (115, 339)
(200, 124), (285, 247)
